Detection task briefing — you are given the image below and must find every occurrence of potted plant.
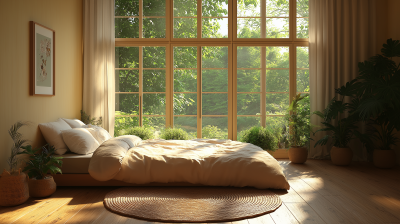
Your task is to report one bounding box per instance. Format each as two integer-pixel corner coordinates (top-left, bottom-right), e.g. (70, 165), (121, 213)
(239, 126), (278, 152)
(19, 144), (63, 197)
(0, 121), (30, 206)
(313, 93), (362, 166)
(353, 39), (400, 168)
(285, 93), (312, 163)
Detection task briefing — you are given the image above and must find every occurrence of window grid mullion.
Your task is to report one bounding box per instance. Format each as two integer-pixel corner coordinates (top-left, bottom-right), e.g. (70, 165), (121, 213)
(139, 47), (143, 126)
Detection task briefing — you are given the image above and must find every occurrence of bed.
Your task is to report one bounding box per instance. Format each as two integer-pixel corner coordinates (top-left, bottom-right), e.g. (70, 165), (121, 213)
(42, 118), (290, 190)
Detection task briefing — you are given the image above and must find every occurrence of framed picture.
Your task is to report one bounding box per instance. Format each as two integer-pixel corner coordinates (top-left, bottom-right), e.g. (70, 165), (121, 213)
(30, 21), (55, 96)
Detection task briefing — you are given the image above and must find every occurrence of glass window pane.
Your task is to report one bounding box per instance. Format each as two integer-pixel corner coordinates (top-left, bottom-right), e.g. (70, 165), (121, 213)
(237, 93), (260, 115)
(237, 117), (261, 140)
(115, 0), (139, 16)
(237, 70), (261, 92)
(266, 93), (289, 115)
(174, 0), (197, 16)
(202, 70), (228, 92)
(143, 116), (165, 134)
(174, 93), (197, 115)
(266, 18), (289, 38)
(174, 18), (197, 38)
(202, 47), (228, 68)
(297, 70), (309, 92)
(174, 116), (197, 138)
(174, 47), (197, 68)
(202, 18), (228, 38)
(297, 47), (309, 68)
(114, 115), (139, 137)
(237, 18), (261, 38)
(115, 93), (139, 114)
(115, 18), (139, 38)
(143, 47), (166, 68)
(115, 47), (139, 68)
(202, 117), (228, 139)
(143, 70), (165, 92)
(143, 0), (165, 16)
(143, 18), (166, 38)
(266, 47), (289, 68)
(297, 0), (309, 17)
(143, 93), (166, 115)
(237, 47), (261, 68)
(174, 69), (197, 92)
(266, 0), (289, 17)
(115, 70), (139, 92)
(297, 18), (309, 38)
(203, 0), (228, 17)
(266, 69), (289, 92)
(237, 0), (260, 17)
(265, 116), (286, 132)
(202, 94), (228, 115)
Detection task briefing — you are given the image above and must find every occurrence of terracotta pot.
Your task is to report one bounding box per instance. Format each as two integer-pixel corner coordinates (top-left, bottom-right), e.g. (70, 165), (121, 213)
(29, 176), (56, 197)
(0, 169), (29, 206)
(289, 146), (308, 164)
(373, 149), (397, 169)
(330, 146), (353, 166)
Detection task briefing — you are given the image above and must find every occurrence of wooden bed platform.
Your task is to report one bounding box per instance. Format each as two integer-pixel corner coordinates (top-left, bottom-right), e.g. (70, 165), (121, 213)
(52, 174), (205, 187)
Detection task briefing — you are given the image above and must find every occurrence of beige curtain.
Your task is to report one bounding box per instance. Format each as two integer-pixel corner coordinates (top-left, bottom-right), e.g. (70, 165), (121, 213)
(83, 0), (115, 136)
(309, 0), (376, 160)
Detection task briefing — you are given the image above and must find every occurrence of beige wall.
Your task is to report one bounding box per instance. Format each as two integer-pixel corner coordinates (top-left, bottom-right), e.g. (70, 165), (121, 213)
(0, 0), (83, 171)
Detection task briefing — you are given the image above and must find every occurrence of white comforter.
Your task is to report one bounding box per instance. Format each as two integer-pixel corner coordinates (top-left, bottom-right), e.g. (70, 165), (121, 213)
(88, 136), (290, 190)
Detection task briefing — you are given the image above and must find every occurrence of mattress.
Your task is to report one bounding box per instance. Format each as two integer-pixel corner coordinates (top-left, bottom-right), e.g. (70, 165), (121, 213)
(89, 136), (290, 190)
(60, 153), (92, 173)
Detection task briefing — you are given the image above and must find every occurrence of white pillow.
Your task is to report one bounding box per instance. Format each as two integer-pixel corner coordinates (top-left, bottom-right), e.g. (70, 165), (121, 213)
(62, 118), (86, 128)
(83, 124), (112, 144)
(61, 128), (100, 154)
(38, 118), (72, 155)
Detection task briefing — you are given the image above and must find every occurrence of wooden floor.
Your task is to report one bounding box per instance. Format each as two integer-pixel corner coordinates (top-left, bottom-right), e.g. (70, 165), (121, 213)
(1, 159), (400, 224)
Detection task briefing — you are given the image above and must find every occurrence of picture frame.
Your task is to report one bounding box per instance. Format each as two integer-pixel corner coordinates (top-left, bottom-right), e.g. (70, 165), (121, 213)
(30, 21), (55, 96)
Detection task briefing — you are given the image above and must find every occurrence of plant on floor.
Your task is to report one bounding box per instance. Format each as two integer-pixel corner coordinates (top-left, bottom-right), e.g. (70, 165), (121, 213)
(123, 126), (154, 140)
(239, 126), (278, 151)
(7, 121), (30, 174)
(19, 144), (63, 179)
(160, 128), (190, 140)
(285, 93), (312, 147)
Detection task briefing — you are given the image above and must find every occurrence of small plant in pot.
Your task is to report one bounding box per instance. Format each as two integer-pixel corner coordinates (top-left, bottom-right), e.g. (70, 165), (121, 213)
(19, 144), (63, 197)
(313, 94), (362, 166)
(239, 126), (278, 152)
(285, 93), (312, 164)
(0, 121), (30, 206)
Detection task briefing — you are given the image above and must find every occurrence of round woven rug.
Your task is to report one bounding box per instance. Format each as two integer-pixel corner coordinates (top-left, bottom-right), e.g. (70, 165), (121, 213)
(103, 187), (282, 223)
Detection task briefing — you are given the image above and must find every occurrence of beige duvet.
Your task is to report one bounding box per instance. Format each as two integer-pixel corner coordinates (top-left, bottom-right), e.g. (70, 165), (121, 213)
(88, 136), (290, 190)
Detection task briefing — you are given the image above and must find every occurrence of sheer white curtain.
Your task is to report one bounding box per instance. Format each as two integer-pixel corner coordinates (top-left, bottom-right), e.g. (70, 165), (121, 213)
(83, 0), (115, 136)
(309, 0), (376, 160)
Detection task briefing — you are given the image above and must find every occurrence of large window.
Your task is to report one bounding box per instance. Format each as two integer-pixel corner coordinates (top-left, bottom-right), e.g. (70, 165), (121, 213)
(114, 0), (309, 141)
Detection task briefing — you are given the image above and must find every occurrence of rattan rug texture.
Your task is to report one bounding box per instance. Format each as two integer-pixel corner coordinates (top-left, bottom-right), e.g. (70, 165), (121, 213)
(103, 186), (282, 223)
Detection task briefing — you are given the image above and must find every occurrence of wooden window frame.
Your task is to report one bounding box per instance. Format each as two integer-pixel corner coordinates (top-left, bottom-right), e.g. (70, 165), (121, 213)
(115, 0), (309, 141)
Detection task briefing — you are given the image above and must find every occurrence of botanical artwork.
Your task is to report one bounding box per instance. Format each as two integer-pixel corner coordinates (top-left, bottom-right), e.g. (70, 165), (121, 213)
(36, 33), (52, 87)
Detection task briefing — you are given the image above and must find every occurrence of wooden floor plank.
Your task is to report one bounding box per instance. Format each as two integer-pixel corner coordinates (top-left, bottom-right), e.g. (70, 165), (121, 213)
(289, 178), (354, 224)
(39, 188), (104, 224)
(284, 202), (326, 224)
(12, 188), (82, 224)
(269, 203), (299, 224)
(247, 214), (275, 224)
(284, 160), (400, 223)
(64, 187), (115, 224)
(0, 198), (47, 223)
